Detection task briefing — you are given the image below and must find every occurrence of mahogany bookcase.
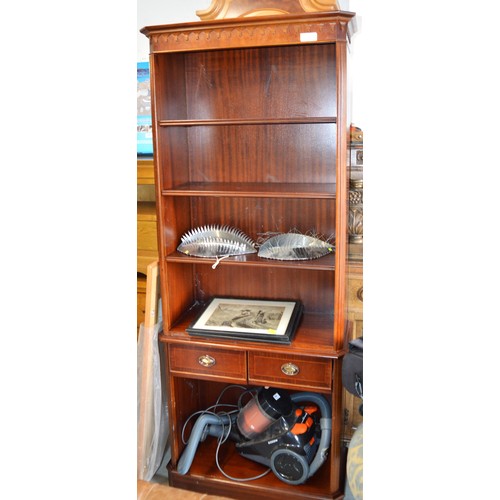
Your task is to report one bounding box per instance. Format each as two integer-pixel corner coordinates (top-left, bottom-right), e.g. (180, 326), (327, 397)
(141, 9), (355, 499)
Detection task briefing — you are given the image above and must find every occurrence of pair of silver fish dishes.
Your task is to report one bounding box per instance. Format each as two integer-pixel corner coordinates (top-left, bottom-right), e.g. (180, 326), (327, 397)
(177, 224), (334, 261)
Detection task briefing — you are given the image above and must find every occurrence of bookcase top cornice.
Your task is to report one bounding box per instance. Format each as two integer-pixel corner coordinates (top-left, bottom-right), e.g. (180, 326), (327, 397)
(141, 11), (355, 52)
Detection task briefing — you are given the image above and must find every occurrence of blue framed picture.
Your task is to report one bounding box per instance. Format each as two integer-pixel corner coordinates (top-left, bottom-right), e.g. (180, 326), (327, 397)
(137, 62), (153, 156)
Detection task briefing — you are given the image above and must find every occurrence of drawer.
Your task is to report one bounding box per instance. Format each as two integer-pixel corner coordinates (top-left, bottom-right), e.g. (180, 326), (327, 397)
(168, 344), (247, 383)
(248, 352), (332, 391)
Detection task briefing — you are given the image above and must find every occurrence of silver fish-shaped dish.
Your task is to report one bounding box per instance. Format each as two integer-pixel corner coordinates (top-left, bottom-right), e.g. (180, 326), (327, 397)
(257, 233), (334, 261)
(177, 225), (257, 257)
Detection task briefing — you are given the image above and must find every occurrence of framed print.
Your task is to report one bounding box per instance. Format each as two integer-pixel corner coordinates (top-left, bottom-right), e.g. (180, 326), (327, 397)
(187, 297), (303, 344)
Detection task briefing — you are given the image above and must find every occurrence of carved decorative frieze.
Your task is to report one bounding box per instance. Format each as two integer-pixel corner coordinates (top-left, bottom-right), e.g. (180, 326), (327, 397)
(147, 16), (351, 53)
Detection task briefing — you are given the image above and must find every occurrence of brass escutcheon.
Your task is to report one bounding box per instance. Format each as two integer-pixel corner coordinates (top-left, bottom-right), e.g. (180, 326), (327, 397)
(281, 362), (299, 376)
(198, 354), (216, 367)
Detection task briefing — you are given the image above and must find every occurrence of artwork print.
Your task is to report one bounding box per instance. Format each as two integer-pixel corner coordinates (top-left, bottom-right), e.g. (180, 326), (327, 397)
(206, 302), (285, 332)
(189, 298), (300, 338)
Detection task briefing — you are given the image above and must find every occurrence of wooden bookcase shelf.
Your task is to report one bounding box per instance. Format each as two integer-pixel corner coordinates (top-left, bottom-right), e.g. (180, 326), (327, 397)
(141, 9), (355, 499)
(171, 435), (334, 499)
(162, 182), (336, 198)
(165, 251), (336, 270)
(159, 117), (337, 126)
(163, 305), (338, 356)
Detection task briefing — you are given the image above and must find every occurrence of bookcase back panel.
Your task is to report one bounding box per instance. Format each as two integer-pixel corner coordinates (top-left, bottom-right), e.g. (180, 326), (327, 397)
(154, 44), (337, 121)
(187, 124), (336, 184)
(156, 124), (336, 186)
(187, 197), (336, 242)
(193, 265), (334, 314)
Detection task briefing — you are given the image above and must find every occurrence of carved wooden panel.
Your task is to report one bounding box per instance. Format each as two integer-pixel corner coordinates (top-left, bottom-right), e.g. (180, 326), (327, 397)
(145, 14), (352, 53)
(197, 0), (343, 20)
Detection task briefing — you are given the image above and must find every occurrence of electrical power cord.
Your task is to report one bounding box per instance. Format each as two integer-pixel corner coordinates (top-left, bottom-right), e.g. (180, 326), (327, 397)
(180, 385), (272, 482)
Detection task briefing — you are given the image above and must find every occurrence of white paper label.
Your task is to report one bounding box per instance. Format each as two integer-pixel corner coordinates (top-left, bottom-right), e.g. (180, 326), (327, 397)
(300, 32), (318, 42)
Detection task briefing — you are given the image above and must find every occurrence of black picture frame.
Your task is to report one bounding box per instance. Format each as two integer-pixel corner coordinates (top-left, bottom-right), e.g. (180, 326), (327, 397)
(186, 297), (303, 345)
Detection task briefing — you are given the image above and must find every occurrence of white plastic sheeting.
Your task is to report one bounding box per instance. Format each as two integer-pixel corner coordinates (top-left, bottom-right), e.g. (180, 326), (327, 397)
(137, 320), (170, 480)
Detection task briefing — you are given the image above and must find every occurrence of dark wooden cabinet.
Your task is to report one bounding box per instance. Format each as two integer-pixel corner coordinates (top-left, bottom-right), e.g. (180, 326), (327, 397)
(141, 9), (355, 499)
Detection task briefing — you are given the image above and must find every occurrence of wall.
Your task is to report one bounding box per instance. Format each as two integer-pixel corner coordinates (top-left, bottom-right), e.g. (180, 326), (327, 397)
(138, 0), (211, 61)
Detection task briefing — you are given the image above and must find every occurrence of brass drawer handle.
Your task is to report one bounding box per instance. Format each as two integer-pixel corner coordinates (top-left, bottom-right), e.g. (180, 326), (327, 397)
(198, 354), (216, 368)
(281, 362), (300, 376)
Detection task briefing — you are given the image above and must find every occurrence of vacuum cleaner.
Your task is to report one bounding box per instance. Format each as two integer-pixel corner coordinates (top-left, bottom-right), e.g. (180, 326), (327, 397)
(177, 386), (332, 485)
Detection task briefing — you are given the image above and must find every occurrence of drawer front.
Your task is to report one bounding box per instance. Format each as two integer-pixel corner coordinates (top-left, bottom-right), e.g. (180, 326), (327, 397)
(248, 352), (332, 391)
(169, 344), (247, 383)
